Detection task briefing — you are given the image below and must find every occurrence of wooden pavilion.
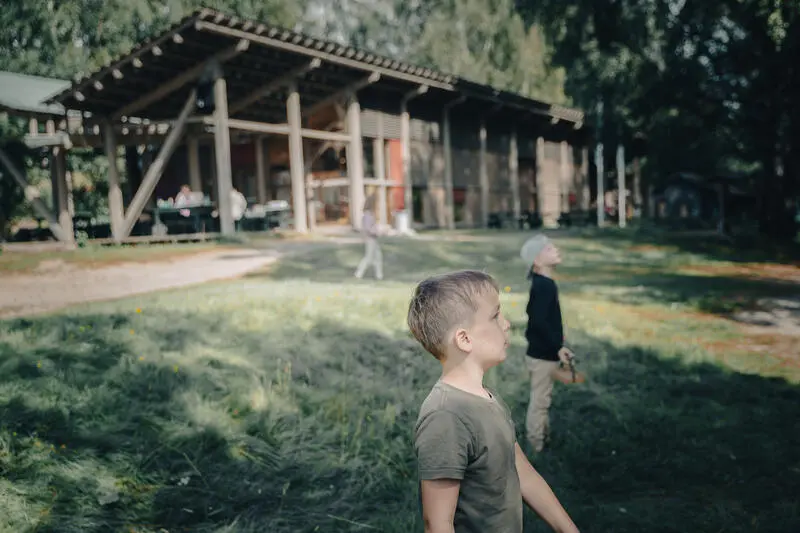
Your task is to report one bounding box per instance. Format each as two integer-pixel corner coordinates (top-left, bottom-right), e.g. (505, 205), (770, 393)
(3, 8), (588, 245)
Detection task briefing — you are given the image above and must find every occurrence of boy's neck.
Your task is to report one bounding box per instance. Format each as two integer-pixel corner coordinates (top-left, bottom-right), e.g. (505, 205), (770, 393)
(440, 358), (490, 398)
(535, 266), (555, 279)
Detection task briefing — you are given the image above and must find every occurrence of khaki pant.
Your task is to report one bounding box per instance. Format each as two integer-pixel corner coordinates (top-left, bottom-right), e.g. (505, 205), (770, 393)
(525, 358), (559, 452)
(355, 237), (383, 280)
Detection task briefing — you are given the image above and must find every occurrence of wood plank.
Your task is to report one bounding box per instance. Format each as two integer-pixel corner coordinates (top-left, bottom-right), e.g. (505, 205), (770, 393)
(479, 121), (489, 228)
(196, 21), (455, 91)
(224, 118), (351, 142)
(213, 78), (235, 236)
(113, 40), (249, 119)
(255, 136), (268, 204)
(346, 95), (365, 230)
(187, 136), (201, 191)
(0, 147), (70, 244)
(228, 58), (321, 116)
(373, 112), (388, 226)
(617, 143), (626, 228)
(510, 129), (520, 221)
(120, 90), (196, 239)
(286, 83), (308, 232)
(303, 72), (380, 118)
(103, 122), (124, 241)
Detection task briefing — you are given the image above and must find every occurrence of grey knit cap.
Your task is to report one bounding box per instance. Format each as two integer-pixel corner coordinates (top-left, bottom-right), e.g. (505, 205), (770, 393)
(520, 234), (550, 268)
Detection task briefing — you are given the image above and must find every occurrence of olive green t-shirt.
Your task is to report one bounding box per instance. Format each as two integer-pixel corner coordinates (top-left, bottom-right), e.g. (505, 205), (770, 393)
(414, 381), (522, 533)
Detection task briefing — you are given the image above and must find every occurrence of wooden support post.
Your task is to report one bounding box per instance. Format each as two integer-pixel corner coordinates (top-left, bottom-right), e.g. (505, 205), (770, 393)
(120, 90), (196, 238)
(595, 142), (605, 226)
(213, 78), (235, 236)
(633, 155), (642, 217)
(346, 93), (365, 230)
(560, 141), (570, 212)
(384, 141), (393, 216)
(51, 146), (74, 242)
(479, 121), (489, 228)
(617, 143), (626, 228)
(442, 97), (465, 230)
(581, 146), (590, 210)
(187, 136), (201, 192)
(442, 110), (454, 229)
(401, 102), (412, 217)
(536, 137), (545, 219)
(304, 139), (317, 232)
(400, 85), (428, 221)
(255, 136), (268, 204)
(509, 129), (520, 222)
(286, 83), (308, 233)
(374, 113), (388, 227)
(0, 147), (70, 243)
(103, 122), (124, 242)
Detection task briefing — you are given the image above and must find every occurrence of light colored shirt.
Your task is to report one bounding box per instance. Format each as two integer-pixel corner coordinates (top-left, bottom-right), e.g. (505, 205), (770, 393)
(231, 190), (247, 221)
(362, 211), (378, 238)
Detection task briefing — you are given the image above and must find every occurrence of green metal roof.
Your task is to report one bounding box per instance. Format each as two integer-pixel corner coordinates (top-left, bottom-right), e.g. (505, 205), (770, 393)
(0, 70), (69, 117)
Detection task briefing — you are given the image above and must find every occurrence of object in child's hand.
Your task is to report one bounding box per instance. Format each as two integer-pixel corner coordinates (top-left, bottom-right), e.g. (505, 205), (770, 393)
(552, 360), (586, 384)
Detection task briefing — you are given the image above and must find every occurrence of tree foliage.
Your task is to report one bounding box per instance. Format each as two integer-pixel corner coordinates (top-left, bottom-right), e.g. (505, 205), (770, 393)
(520, 0), (800, 237)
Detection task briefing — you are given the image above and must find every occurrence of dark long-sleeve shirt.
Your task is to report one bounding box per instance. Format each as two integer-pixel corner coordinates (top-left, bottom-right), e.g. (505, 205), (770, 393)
(524, 273), (564, 362)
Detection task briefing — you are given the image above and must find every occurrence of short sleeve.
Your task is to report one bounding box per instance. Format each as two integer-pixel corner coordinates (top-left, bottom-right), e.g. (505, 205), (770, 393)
(414, 410), (471, 480)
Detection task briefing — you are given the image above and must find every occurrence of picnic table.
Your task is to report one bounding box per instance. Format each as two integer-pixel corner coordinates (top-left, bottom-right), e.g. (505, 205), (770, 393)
(150, 203), (217, 234)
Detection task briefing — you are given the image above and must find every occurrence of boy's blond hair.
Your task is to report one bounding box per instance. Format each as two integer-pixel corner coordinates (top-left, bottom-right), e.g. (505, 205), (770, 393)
(407, 270), (499, 360)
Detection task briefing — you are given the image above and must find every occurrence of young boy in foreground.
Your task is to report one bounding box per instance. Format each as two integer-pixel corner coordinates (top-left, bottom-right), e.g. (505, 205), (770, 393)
(408, 270), (579, 533)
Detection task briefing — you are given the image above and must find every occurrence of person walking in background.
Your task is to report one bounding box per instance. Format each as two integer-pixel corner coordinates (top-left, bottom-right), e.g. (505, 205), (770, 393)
(520, 234), (575, 453)
(230, 187), (248, 232)
(354, 195), (383, 280)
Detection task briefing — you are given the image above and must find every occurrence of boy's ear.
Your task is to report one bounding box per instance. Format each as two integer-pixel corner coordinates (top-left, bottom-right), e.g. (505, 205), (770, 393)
(454, 328), (472, 353)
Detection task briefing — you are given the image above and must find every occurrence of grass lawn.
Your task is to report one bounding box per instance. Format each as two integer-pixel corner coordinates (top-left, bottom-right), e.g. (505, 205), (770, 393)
(1, 230), (798, 532)
(0, 243), (224, 275)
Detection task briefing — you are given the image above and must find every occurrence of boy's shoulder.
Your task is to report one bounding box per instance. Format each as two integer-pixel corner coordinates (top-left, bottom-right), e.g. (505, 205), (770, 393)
(415, 382), (512, 432)
(532, 272), (557, 286)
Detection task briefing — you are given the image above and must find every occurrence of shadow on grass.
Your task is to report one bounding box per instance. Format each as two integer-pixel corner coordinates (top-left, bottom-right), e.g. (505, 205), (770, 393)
(572, 226), (800, 264)
(0, 310), (429, 533)
(558, 269), (800, 314)
(1, 307), (798, 532)
(502, 330), (800, 533)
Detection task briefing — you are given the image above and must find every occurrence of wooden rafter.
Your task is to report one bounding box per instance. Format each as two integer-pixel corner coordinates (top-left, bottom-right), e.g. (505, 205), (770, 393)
(228, 58), (321, 116)
(113, 39), (249, 119)
(303, 72), (380, 118)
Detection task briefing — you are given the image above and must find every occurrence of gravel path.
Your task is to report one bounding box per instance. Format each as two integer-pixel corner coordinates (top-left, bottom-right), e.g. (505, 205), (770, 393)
(0, 241), (338, 319)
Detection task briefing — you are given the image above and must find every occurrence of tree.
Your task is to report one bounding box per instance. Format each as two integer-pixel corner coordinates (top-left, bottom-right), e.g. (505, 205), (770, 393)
(521, 0), (800, 238)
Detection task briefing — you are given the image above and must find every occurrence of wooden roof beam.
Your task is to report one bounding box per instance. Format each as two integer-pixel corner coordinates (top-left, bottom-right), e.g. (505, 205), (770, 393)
(113, 39), (250, 120)
(303, 72), (380, 118)
(195, 20), (455, 91)
(228, 58), (321, 116)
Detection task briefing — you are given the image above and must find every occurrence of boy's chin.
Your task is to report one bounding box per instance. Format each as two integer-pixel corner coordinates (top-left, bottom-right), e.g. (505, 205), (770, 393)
(486, 349), (508, 365)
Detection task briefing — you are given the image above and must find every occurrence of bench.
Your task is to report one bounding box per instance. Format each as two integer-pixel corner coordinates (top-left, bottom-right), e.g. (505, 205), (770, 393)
(557, 210), (596, 227)
(487, 210), (543, 230)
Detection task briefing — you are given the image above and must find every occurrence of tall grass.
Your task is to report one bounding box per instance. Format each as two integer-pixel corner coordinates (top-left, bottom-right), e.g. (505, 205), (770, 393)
(1, 232), (798, 532)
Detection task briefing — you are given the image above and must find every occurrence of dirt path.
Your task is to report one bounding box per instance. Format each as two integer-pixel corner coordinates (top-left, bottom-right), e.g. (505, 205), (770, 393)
(0, 241), (335, 319)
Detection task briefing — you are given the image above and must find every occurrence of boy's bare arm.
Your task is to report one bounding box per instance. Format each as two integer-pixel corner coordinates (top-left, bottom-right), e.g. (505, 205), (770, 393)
(420, 479), (460, 533)
(514, 443), (580, 533)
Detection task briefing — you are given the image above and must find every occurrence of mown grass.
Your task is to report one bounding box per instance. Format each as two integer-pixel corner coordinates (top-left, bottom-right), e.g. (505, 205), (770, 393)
(1, 230), (799, 532)
(0, 243), (223, 275)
